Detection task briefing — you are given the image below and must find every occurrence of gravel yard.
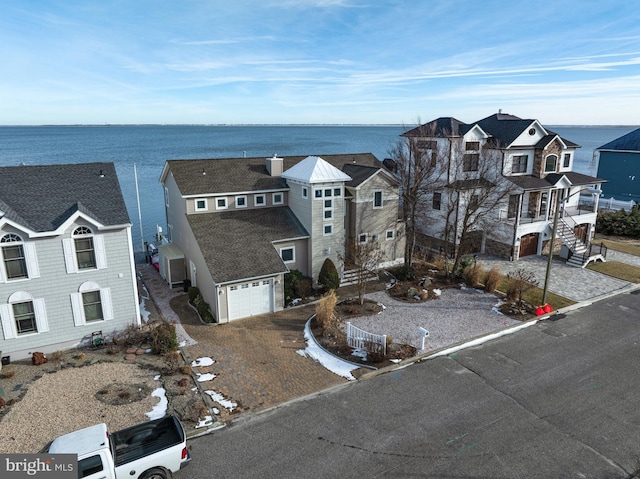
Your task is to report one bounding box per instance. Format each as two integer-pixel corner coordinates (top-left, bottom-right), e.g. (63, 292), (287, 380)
(349, 287), (521, 353)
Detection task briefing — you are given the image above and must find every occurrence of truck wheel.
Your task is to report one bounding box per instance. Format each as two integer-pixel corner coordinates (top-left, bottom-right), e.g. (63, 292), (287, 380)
(140, 468), (169, 479)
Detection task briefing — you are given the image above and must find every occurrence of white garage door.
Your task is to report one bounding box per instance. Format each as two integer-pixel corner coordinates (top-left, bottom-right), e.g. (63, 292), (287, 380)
(228, 279), (273, 321)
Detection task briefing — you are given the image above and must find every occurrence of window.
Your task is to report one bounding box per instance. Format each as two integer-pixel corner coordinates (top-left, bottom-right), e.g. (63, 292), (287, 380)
(507, 195), (519, 218)
(82, 291), (104, 322)
(416, 139), (437, 150)
(73, 227), (96, 270)
(215, 197), (227, 210)
(334, 188), (341, 197)
(386, 229), (395, 240)
(469, 194), (479, 209)
(433, 192), (441, 210)
(324, 198), (333, 219)
(315, 189), (322, 198)
(512, 155), (528, 173)
(465, 141), (480, 151)
(539, 192), (548, 217)
(373, 191), (383, 208)
(358, 233), (368, 243)
(545, 155), (558, 173)
(164, 187), (170, 207)
(302, 187), (308, 198)
(1, 234), (27, 280)
(324, 199), (332, 208)
(324, 210), (333, 219)
(235, 195), (247, 208)
(323, 224), (333, 236)
(563, 153), (571, 168)
(280, 247), (295, 263)
(78, 455), (104, 478)
(324, 188), (332, 197)
(0, 291), (48, 339)
(13, 301), (37, 334)
(463, 154), (479, 172)
(71, 282), (113, 326)
(195, 198), (208, 211)
(272, 193), (283, 205)
(254, 194), (266, 206)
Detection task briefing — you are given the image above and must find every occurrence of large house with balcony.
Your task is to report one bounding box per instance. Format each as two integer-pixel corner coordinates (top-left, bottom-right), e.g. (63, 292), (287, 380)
(159, 153), (405, 323)
(402, 112), (605, 266)
(0, 163), (140, 361)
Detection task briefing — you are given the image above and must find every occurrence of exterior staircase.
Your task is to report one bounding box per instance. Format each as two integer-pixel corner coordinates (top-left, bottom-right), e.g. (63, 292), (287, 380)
(554, 217), (607, 268)
(341, 268), (379, 286)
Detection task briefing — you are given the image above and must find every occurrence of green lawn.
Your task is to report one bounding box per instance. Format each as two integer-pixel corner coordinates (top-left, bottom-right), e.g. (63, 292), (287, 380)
(586, 261), (640, 283)
(593, 234), (640, 257)
(493, 276), (576, 311)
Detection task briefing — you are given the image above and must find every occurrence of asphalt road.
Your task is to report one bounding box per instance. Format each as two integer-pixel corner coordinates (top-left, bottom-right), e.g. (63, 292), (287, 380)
(178, 290), (640, 479)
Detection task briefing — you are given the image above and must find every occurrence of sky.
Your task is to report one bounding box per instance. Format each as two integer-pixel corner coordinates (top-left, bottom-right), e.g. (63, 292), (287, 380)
(1, 0), (640, 125)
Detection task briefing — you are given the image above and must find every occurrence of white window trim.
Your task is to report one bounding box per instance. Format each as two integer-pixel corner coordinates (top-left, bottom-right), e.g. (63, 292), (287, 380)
(164, 187), (170, 207)
(272, 192), (284, 205)
(323, 224), (333, 236)
(373, 190), (383, 209)
(195, 198), (208, 211)
(0, 238), (40, 282)
(254, 193), (266, 207)
(63, 233), (107, 274)
(358, 233), (368, 243)
(302, 187), (308, 199)
(235, 195), (247, 208)
(215, 197), (228, 210)
(279, 246), (295, 263)
(71, 283), (114, 326)
(314, 189), (322, 199)
(334, 187), (342, 197)
(385, 229), (395, 240)
(0, 293), (48, 339)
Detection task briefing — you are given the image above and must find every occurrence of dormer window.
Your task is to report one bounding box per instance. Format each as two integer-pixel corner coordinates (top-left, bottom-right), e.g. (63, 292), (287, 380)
(465, 142), (480, 151)
(195, 198), (208, 211)
(512, 155), (528, 173)
(563, 153), (571, 168)
(73, 227), (96, 269)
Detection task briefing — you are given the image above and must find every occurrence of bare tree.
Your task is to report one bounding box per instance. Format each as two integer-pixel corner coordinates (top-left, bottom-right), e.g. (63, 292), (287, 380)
(441, 141), (514, 279)
(342, 236), (386, 305)
(387, 122), (447, 268)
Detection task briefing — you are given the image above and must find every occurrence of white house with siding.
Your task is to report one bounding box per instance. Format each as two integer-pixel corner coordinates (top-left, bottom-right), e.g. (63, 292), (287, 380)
(0, 162), (140, 361)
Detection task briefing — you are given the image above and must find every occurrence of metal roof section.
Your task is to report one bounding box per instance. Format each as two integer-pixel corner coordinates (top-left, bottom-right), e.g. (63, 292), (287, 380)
(281, 155), (352, 184)
(597, 127), (640, 151)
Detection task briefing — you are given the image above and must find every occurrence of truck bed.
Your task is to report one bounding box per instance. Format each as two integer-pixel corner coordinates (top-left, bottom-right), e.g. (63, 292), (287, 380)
(110, 416), (185, 467)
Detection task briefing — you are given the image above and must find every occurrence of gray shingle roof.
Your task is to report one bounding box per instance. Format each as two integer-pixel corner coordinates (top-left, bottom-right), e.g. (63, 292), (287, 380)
(401, 117), (470, 137)
(0, 162), (130, 232)
(598, 127), (640, 151)
(165, 153), (381, 195)
(508, 171), (604, 191)
(187, 207), (309, 284)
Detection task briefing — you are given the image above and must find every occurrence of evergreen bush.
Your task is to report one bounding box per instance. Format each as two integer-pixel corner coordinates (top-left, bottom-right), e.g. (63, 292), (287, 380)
(318, 258), (340, 291)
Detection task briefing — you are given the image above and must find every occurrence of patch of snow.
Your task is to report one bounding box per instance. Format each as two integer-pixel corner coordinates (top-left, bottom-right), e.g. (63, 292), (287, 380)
(191, 357), (215, 367)
(146, 388), (168, 420)
(196, 372), (216, 382)
(153, 374), (161, 380)
(290, 298), (302, 306)
(459, 283), (467, 290)
(297, 324), (359, 381)
(179, 340), (187, 347)
(351, 348), (367, 361)
(195, 415), (213, 429)
(389, 359), (402, 364)
(433, 288), (442, 296)
(139, 297), (151, 323)
(204, 390), (237, 411)
(492, 300), (504, 315)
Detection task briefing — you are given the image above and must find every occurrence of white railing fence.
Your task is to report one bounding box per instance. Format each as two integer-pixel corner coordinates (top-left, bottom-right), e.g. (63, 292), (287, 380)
(597, 197), (637, 212)
(346, 322), (387, 355)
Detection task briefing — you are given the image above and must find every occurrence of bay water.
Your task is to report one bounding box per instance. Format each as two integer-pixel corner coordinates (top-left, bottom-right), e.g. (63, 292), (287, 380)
(0, 124), (635, 253)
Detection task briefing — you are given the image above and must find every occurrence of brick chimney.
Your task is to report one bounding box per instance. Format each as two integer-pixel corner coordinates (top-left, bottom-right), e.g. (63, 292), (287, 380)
(266, 154), (283, 176)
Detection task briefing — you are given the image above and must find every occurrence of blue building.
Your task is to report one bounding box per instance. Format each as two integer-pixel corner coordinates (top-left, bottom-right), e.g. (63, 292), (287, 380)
(595, 127), (640, 204)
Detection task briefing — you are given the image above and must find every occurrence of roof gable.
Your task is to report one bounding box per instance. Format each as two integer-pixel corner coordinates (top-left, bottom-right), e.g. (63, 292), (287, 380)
(598, 127), (640, 151)
(0, 162), (130, 234)
(282, 156), (352, 184)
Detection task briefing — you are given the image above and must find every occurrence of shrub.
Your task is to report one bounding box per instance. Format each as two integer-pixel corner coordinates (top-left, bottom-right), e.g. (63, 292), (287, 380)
(295, 277), (314, 298)
(188, 286), (200, 302)
(151, 322), (178, 354)
(506, 268), (538, 307)
(316, 290), (340, 337)
(456, 256), (475, 280)
(284, 270), (304, 301)
(391, 264), (415, 281)
(190, 289), (215, 323)
(596, 204), (640, 238)
(483, 267), (501, 293)
(463, 263), (482, 288)
(318, 258), (340, 291)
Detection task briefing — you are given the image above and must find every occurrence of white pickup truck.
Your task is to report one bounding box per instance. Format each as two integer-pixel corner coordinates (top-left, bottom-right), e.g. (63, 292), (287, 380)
(46, 415), (191, 479)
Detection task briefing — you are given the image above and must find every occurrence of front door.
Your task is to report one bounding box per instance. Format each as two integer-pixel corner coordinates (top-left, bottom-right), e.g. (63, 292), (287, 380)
(519, 233), (539, 257)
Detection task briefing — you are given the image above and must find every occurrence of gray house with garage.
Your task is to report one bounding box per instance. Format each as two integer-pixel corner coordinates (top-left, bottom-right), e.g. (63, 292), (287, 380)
(159, 153), (405, 323)
(0, 163), (140, 361)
